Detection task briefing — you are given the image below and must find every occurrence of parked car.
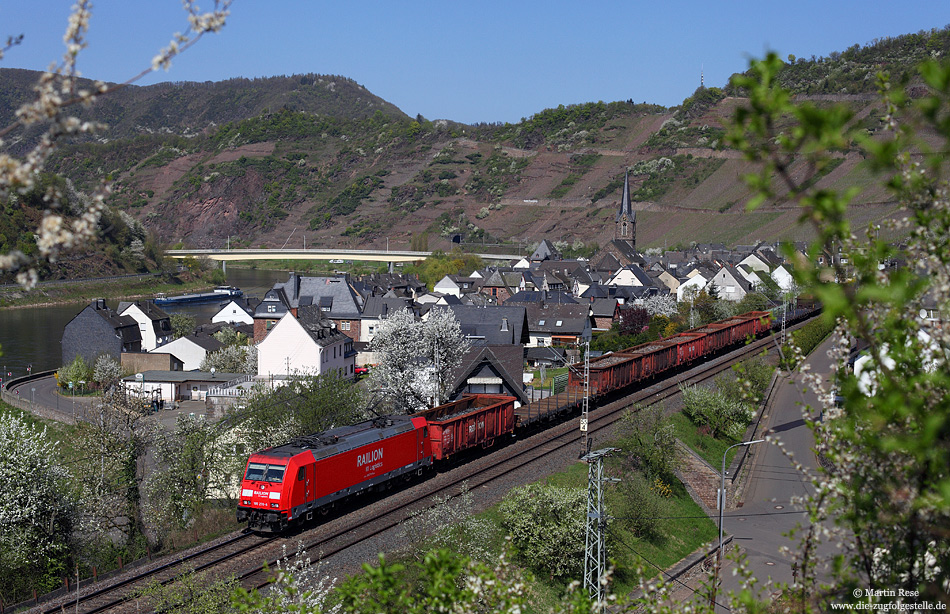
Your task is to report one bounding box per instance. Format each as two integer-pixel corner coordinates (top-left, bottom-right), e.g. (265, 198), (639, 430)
(355, 365), (370, 376)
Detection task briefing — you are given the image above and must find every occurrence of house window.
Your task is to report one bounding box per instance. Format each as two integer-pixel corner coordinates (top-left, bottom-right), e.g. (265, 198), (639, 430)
(538, 319), (545, 326)
(266, 320), (275, 329)
(341, 321), (350, 331)
(555, 320), (562, 327)
(726, 286), (735, 293)
(267, 305), (276, 313)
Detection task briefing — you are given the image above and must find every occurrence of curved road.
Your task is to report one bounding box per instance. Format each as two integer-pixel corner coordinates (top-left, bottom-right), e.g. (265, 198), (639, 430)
(10, 375), (98, 421)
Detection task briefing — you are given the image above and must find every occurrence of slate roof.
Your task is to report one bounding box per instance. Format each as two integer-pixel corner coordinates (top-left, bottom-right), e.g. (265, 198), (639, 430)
(118, 300), (170, 322)
(505, 290), (578, 305)
(616, 170), (636, 223)
(121, 370), (245, 384)
(525, 303), (591, 335)
(432, 305), (529, 345)
(530, 239), (561, 262)
(590, 298), (619, 318)
(255, 273), (363, 319)
(296, 306), (353, 347)
(525, 346), (567, 365)
(360, 296), (413, 319)
(446, 344), (528, 405)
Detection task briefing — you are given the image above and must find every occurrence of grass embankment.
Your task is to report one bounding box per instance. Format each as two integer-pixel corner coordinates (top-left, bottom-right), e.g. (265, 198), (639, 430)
(527, 366), (569, 390)
(672, 356), (775, 468)
(670, 411), (741, 469)
(0, 274), (213, 309)
(535, 462), (716, 604)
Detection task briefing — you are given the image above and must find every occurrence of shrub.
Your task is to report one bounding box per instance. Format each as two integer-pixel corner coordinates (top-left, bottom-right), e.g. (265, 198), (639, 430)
(680, 383), (751, 440)
(499, 483), (585, 579)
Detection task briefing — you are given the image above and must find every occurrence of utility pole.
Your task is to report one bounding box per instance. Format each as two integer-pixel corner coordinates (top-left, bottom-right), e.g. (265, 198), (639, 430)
(579, 340), (591, 457)
(582, 447), (619, 612)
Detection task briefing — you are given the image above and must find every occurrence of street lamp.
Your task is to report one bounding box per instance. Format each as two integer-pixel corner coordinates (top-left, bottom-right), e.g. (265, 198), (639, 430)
(713, 438), (765, 609)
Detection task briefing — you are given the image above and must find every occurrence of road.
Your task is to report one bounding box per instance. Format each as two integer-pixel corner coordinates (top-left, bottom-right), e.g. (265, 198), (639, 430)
(11, 374), (209, 429)
(709, 335), (838, 611)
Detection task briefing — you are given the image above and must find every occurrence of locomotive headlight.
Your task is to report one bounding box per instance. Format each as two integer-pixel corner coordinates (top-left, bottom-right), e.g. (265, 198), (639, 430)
(270, 503), (279, 508)
(242, 500), (250, 505)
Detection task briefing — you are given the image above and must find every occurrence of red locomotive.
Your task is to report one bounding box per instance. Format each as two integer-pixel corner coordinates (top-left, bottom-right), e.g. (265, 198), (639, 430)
(239, 310), (790, 533)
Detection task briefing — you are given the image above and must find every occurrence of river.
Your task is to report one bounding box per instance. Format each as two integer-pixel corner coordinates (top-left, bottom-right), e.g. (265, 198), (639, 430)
(0, 268), (289, 381)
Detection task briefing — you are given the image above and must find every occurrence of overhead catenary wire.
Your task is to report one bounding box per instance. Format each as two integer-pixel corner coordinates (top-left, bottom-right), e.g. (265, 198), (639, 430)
(607, 527), (733, 612)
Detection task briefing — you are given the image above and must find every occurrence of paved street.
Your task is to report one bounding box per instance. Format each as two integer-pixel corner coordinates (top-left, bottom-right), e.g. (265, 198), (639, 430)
(709, 335), (838, 610)
(10, 374), (210, 430)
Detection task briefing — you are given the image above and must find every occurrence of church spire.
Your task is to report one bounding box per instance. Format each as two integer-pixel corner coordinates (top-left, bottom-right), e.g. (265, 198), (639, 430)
(615, 170), (635, 247)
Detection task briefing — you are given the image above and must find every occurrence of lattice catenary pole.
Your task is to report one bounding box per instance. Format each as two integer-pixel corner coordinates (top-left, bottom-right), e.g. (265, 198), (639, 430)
(582, 447), (619, 610)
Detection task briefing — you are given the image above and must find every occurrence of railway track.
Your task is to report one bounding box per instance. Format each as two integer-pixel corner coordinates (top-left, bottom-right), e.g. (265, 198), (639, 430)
(28, 315), (815, 614)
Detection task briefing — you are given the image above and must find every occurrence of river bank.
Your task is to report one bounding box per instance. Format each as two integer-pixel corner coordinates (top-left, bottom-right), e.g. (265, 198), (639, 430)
(0, 273), (215, 310)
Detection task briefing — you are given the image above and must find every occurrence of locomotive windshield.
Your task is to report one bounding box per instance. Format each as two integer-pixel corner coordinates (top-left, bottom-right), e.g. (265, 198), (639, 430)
(244, 462), (286, 483)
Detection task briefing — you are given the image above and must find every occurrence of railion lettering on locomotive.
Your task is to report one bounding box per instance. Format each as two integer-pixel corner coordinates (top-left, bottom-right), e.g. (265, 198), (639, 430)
(356, 448), (383, 467)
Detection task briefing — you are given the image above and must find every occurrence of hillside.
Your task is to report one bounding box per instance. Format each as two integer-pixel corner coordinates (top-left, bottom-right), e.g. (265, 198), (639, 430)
(5, 26), (950, 274)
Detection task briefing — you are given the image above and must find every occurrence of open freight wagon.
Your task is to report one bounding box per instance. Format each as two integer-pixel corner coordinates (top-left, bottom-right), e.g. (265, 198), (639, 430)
(414, 394), (516, 460)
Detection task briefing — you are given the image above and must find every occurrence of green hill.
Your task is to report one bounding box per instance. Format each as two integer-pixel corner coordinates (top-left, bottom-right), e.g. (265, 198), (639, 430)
(4, 25), (950, 279)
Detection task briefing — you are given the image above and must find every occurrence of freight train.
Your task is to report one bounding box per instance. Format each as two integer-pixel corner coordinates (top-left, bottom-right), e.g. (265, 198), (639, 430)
(238, 309), (800, 533)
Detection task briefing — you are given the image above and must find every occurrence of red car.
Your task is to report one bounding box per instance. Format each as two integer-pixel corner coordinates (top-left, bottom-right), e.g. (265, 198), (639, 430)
(355, 365), (370, 376)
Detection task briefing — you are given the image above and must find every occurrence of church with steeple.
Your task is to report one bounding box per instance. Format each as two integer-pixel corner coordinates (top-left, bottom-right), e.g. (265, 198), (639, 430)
(591, 170), (644, 271)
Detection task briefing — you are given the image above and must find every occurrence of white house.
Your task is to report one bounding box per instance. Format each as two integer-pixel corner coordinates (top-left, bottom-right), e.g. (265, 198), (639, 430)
(705, 264), (751, 302)
(118, 301), (172, 352)
(771, 265), (795, 293)
(606, 264), (653, 288)
(154, 335), (223, 371)
(257, 309), (355, 380)
(677, 274), (708, 302)
(359, 296), (412, 344)
(212, 300), (254, 325)
(433, 275), (478, 297)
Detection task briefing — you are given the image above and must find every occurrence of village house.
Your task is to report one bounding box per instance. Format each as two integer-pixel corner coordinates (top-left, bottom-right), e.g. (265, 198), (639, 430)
(524, 303), (592, 348)
(153, 333), (224, 371)
(62, 299), (142, 365)
(252, 273), (364, 343)
(117, 301), (172, 352)
(257, 308), (355, 380)
(212, 298), (259, 325)
(359, 296), (414, 344)
(705, 264), (753, 302)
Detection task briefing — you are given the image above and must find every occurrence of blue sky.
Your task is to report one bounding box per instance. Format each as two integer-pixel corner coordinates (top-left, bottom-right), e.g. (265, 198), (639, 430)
(2, 1), (949, 125)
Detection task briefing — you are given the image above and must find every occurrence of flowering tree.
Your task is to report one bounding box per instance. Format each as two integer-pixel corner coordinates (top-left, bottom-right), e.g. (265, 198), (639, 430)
(199, 343), (257, 374)
(0, 414), (73, 603)
(144, 414), (235, 536)
(93, 354), (122, 389)
(71, 393), (156, 553)
(0, 0), (230, 288)
(499, 483), (587, 579)
(642, 294), (678, 319)
(368, 308), (469, 413)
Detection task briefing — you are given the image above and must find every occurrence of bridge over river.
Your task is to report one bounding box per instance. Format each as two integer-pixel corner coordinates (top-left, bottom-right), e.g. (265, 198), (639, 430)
(165, 248), (522, 267)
